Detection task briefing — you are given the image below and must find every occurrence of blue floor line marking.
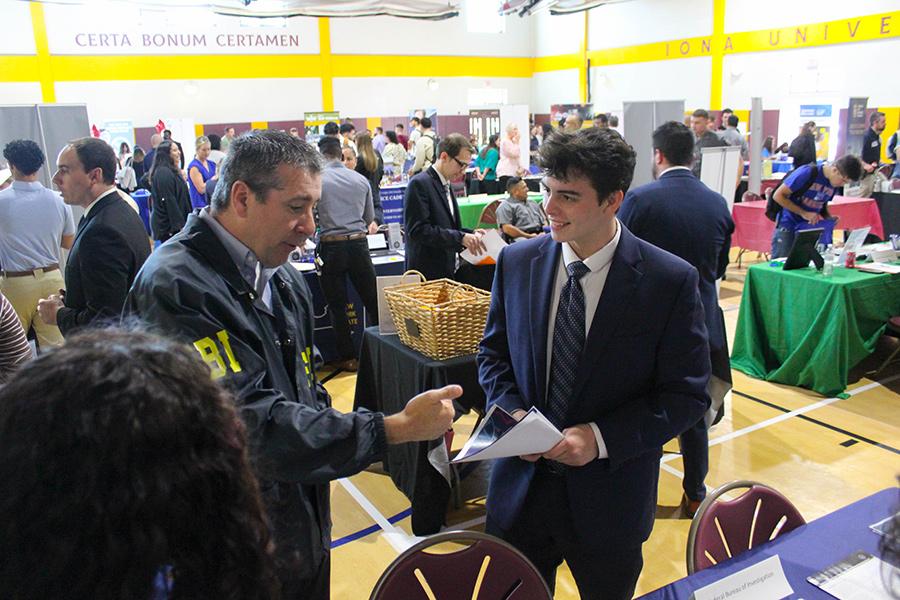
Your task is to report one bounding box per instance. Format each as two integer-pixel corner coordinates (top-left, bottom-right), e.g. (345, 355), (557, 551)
(330, 507), (413, 549)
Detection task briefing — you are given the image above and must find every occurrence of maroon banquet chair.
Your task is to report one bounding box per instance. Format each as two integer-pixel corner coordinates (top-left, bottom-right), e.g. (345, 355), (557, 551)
(477, 199), (502, 228)
(686, 480), (806, 574)
(369, 530), (552, 600)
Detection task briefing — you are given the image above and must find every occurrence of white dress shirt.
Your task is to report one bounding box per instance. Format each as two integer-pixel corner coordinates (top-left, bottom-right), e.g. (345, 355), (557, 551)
(430, 165), (454, 217)
(658, 165), (692, 177)
(83, 187), (121, 218)
(545, 219), (622, 459)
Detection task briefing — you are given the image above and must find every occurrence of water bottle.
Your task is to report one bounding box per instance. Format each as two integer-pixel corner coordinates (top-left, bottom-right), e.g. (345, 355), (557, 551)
(823, 245), (834, 277)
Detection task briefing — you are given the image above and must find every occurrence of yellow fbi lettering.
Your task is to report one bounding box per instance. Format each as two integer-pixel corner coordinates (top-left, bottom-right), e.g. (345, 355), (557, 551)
(193, 330), (243, 379)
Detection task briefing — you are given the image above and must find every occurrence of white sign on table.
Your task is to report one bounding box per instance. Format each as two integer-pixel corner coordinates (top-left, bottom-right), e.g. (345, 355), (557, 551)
(691, 555), (793, 600)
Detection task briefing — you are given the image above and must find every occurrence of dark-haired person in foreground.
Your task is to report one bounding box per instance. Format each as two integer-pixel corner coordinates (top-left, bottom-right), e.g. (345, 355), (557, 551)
(619, 121), (735, 518)
(126, 130), (458, 600)
(37, 138), (150, 336)
(0, 328), (280, 599)
(478, 127), (711, 598)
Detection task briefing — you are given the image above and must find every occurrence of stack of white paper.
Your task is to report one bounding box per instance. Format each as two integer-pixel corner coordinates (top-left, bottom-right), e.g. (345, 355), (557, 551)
(451, 405), (563, 463)
(460, 229), (507, 266)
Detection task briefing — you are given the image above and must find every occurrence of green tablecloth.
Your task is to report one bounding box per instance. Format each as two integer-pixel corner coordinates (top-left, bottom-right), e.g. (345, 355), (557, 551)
(456, 193), (543, 230)
(731, 263), (900, 396)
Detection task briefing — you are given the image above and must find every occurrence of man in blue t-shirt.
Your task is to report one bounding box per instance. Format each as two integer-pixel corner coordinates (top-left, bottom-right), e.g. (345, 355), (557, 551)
(770, 155), (862, 257)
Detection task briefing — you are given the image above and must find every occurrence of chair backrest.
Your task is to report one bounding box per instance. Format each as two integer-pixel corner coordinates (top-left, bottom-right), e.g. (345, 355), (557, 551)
(477, 199), (502, 227)
(370, 530), (552, 600)
(686, 480), (805, 574)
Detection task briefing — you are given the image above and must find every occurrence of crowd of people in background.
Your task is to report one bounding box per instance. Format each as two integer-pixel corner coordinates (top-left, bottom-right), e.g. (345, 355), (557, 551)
(0, 103), (895, 599)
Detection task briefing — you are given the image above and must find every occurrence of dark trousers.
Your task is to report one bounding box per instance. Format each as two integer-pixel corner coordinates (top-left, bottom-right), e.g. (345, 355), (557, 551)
(316, 238), (379, 360)
(486, 471), (643, 600)
(479, 179), (499, 195)
(280, 552), (329, 600)
(678, 416), (709, 501)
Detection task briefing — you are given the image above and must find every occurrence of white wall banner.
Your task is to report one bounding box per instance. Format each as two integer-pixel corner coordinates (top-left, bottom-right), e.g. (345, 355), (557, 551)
(43, 4), (319, 55)
(0, 0), (37, 55)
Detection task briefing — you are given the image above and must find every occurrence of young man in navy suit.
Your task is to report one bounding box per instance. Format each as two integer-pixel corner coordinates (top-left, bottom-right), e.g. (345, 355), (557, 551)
(478, 128), (711, 599)
(619, 121), (735, 518)
(404, 133), (486, 281)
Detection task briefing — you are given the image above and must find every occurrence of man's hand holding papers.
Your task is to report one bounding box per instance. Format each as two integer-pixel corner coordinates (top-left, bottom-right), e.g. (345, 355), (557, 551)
(451, 405), (564, 463)
(540, 424), (600, 466)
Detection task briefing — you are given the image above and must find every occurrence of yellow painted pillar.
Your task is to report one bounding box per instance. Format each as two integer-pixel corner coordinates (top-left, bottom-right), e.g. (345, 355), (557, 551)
(366, 117), (382, 132)
(710, 0), (725, 110)
(250, 121), (268, 130)
(880, 106), (899, 162)
(318, 17), (334, 112)
(29, 2), (55, 103)
(579, 12), (589, 104)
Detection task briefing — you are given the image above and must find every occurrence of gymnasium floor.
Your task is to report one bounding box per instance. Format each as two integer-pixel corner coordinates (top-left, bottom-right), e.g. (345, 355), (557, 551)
(321, 253), (900, 599)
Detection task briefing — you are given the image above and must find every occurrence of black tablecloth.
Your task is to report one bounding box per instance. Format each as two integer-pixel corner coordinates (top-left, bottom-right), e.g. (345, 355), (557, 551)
(354, 327), (485, 535)
(873, 191), (900, 237)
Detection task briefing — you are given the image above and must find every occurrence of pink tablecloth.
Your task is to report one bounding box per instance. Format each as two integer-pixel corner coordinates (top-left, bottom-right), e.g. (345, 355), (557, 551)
(731, 196), (885, 253)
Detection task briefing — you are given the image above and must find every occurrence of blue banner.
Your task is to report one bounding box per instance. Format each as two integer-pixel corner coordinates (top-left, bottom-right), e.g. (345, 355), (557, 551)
(380, 185), (406, 224)
(799, 105), (832, 118)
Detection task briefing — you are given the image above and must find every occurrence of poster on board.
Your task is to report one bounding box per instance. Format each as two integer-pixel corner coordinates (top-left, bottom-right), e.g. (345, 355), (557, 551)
(845, 97), (869, 158)
(101, 121), (134, 155)
(550, 104), (593, 129)
(408, 108), (438, 137)
(469, 109), (500, 150)
(303, 111), (340, 145)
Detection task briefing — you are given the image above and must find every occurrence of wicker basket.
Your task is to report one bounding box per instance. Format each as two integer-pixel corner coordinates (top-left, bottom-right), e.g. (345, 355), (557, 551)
(384, 270), (491, 360)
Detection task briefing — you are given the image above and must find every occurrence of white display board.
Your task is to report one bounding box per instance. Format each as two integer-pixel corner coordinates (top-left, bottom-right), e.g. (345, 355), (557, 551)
(622, 100), (685, 189)
(700, 145), (742, 212)
(499, 104), (530, 174)
(161, 118), (197, 150)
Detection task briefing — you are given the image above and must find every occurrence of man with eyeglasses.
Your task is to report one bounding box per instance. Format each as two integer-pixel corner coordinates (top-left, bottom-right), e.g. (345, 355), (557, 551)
(404, 133), (486, 281)
(770, 154), (862, 258)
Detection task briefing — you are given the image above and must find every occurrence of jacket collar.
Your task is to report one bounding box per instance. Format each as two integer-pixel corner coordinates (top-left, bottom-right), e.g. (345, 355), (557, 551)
(178, 213), (258, 301)
(658, 166), (693, 179)
(73, 191), (120, 245)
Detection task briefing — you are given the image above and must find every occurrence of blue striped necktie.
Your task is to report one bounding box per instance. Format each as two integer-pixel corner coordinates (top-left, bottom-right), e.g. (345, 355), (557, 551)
(546, 260), (591, 428)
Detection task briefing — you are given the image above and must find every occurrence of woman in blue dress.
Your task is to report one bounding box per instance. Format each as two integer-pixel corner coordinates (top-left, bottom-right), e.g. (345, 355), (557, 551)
(187, 135), (216, 209)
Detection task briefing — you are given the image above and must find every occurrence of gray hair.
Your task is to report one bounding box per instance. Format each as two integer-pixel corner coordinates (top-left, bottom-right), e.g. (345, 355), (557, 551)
(211, 129), (323, 210)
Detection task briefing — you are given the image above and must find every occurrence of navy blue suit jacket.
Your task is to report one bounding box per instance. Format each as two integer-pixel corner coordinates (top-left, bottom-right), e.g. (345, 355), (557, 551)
(477, 227), (710, 549)
(619, 168), (734, 352)
(403, 167), (471, 281)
